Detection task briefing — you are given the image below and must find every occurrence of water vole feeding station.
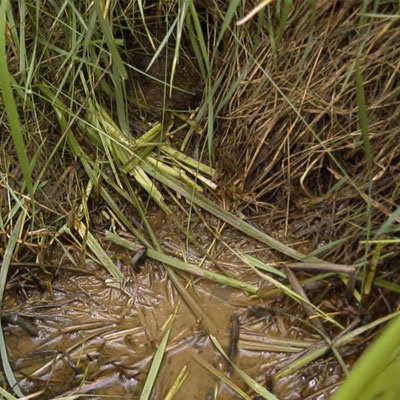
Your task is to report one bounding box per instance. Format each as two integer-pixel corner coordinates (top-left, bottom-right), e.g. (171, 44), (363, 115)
(0, 1), (399, 399)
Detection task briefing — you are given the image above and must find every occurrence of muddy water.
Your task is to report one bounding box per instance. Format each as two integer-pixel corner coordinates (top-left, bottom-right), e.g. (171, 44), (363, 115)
(3, 209), (344, 399)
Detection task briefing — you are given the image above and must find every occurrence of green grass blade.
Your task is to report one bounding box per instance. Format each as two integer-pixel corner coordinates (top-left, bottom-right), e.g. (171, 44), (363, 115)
(276, 0), (292, 49)
(161, 145), (216, 177)
(0, 211), (25, 397)
(275, 311), (400, 380)
(94, 0), (127, 79)
(266, 7), (277, 62)
(5, 1), (17, 49)
(216, 0), (240, 46)
(186, 10), (206, 80)
(164, 365), (187, 400)
(169, 1), (189, 97)
(305, 236), (354, 259)
(106, 232), (258, 293)
(112, 66), (129, 134)
(0, 0), (33, 198)
(243, 254), (286, 278)
(139, 309), (177, 400)
(0, 386), (17, 400)
(362, 12), (400, 19)
(207, 88), (215, 158)
(137, 0), (155, 50)
(373, 205), (400, 239)
(24, 0), (39, 102)
(192, 353), (253, 400)
(188, 0), (210, 75)
(146, 17), (178, 72)
(332, 316), (400, 400)
(17, 0), (26, 76)
(73, 220), (124, 279)
(372, 358), (400, 400)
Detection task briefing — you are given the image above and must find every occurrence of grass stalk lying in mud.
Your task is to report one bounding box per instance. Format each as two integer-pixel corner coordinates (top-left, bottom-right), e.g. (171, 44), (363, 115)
(140, 160), (323, 263)
(106, 231), (258, 293)
(274, 311), (400, 381)
(140, 303), (178, 400)
(211, 335), (279, 400)
(192, 353), (253, 400)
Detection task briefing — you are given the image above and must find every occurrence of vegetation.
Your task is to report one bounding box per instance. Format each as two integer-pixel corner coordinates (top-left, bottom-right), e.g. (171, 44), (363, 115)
(0, 0), (399, 399)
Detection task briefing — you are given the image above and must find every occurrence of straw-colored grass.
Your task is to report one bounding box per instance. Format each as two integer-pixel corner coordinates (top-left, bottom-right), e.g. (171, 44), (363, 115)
(214, 1), (400, 267)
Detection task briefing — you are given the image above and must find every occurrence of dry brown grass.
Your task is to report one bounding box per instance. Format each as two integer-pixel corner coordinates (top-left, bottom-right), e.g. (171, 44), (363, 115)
(215, 1), (400, 265)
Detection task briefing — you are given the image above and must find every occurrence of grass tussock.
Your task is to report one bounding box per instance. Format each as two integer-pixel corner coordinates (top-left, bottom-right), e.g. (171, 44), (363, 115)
(214, 1), (400, 265)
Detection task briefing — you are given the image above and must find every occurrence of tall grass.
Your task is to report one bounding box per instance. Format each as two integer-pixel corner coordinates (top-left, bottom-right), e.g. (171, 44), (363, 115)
(0, 0), (399, 398)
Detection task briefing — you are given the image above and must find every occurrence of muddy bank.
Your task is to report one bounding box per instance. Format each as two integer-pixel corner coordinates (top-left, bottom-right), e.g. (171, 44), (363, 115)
(3, 209), (347, 399)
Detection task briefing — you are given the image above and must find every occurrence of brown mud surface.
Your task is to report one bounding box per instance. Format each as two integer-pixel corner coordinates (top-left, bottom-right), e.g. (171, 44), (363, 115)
(4, 209), (347, 399)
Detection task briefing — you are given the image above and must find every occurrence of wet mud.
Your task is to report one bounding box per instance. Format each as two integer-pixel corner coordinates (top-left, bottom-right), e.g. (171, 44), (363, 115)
(3, 209), (347, 399)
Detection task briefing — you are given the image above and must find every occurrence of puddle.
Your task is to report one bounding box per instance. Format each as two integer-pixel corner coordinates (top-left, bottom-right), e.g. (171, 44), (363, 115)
(3, 208), (346, 399)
